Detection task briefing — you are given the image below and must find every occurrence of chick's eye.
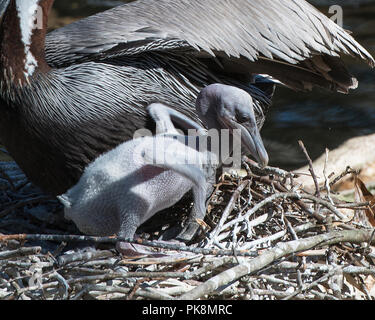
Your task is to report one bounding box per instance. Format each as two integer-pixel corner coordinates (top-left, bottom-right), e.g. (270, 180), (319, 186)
(236, 112), (251, 123)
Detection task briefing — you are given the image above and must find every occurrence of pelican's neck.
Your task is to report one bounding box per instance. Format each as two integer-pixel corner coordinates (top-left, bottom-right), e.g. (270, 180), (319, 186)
(0, 0), (52, 87)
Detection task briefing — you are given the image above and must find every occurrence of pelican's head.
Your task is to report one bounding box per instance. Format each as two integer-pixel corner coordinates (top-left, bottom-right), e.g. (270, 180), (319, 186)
(196, 83), (269, 168)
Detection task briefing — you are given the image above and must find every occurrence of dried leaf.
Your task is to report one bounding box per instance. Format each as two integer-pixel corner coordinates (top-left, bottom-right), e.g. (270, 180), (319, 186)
(196, 218), (210, 231)
(344, 274), (366, 299)
(364, 276), (375, 298)
(354, 176), (375, 227)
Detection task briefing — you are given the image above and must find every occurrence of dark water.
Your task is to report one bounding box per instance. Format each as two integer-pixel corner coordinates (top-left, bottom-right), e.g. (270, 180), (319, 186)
(50, 0), (375, 170)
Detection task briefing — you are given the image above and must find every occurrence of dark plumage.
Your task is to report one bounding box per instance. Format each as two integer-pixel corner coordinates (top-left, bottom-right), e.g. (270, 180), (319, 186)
(0, 0), (373, 196)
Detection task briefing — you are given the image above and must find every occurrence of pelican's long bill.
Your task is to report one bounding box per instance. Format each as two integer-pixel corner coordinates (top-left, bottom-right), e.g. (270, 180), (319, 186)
(220, 117), (269, 169)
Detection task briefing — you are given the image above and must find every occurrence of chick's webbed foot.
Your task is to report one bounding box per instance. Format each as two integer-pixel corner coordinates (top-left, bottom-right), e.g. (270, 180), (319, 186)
(160, 220), (201, 243)
(116, 241), (166, 258)
(175, 221), (202, 243)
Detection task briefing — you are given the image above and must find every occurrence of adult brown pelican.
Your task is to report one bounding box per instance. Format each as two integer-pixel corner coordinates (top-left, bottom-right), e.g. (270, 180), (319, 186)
(0, 0), (373, 197)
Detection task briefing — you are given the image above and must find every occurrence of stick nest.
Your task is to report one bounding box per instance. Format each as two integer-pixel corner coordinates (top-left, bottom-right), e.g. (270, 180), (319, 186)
(0, 157), (374, 301)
